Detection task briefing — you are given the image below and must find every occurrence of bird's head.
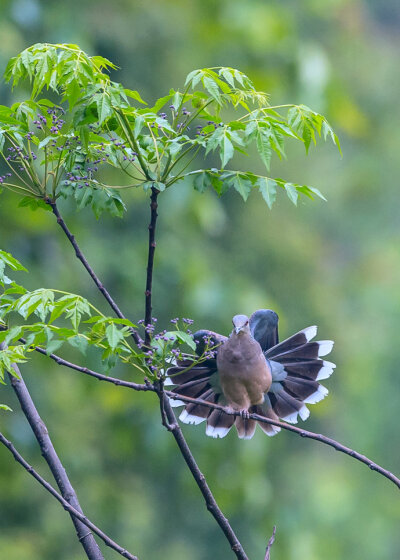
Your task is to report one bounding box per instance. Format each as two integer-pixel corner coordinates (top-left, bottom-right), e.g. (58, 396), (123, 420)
(232, 314), (250, 335)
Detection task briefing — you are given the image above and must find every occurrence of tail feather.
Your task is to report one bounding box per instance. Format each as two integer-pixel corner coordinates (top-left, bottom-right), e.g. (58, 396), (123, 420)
(184, 388), (217, 420)
(253, 405), (281, 437)
(265, 326), (317, 356)
(171, 378), (210, 400)
(235, 417), (256, 439)
(206, 409), (235, 438)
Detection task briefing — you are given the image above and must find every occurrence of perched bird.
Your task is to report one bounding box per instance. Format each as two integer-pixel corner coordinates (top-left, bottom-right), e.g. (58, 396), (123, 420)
(166, 309), (335, 439)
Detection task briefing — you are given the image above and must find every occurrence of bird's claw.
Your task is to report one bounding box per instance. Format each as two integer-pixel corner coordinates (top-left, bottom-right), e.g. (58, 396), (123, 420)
(240, 409), (250, 420)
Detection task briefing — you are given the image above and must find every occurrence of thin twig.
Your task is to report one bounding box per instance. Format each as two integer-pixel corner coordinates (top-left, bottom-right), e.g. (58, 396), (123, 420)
(144, 187), (159, 346)
(0, 432), (138, 560)
(26, 341), (150, 392)
(47, 199), (141, 346)
(0, 343), (104, 560)
(28, 343), (400, 492)
(264, 526), (276, 560)
(164, 392), (400, 491)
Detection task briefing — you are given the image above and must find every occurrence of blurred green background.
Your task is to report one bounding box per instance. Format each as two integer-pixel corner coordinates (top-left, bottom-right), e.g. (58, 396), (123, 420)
(0, 1), (399, 559)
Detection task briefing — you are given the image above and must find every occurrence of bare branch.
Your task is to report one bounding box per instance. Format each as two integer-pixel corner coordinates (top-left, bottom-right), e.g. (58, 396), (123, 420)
(0, 431), (138, 560)
(155, 383), (249, 560)
(29, 342), (400, 492)
(27, 341), (150, 392)
(165, 392), (400, 491)
(0, 343), (104, 560)
(144, 187), (158, 346)
(46, 199), (141, 346)
(264, 526), (276, 560)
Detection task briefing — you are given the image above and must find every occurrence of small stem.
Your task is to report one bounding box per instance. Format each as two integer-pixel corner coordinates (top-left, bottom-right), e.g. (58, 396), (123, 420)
(0, 432), (138, 560)
(144, 187), (159, 345)
(115, 110), (151, 180)
(179, 98), (215, 134)
(264, 526), (276, 560)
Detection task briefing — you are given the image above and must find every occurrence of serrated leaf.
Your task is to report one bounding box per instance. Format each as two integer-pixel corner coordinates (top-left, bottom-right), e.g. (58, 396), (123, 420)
(256, 130), (272, 170)
(105, 323), (124, 350)
(257, 177), (277, 209)
(232, 174), (252, 201)
(284, 183), (299, 205)
(67, 335), (88, 354)
(203, 76), (221, 104)
(220, 133), (234, 167)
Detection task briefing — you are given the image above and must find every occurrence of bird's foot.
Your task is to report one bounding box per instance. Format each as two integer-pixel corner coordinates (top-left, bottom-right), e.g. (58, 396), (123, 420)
(239, 408), (250, 420)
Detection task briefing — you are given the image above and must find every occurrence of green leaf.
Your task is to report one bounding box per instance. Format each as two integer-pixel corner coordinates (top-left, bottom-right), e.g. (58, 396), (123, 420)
(231, 173), (252, 201)
(257, 177), (277, 209)
(203, 76), (221, 104)
(174, 331), (196, 351)
(105, 323), (125, 350)
(95, 93), (112, 124)
(124, 89), (146, 105)
(220, 132), (234, 167)
(284, 183), (299, 205)
(0, 250), (27, 273)
(256, 130), (272, 170)
(45, 339), (64, 355)
(0, 404), (12, 411)
(193, 171), (212, 193)
(67, 335), (88, 354)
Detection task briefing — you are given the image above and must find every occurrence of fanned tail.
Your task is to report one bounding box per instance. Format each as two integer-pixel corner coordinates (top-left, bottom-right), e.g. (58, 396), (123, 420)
(263, 325), (335, 425)
(166, 330), (235, 438)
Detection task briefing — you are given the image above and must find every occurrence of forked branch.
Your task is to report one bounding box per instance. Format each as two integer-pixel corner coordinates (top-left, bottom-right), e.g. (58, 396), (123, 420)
(0, 431), (138, 560)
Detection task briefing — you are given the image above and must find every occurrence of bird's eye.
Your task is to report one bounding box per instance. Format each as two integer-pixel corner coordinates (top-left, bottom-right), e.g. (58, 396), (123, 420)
(245, 320), (249, 325)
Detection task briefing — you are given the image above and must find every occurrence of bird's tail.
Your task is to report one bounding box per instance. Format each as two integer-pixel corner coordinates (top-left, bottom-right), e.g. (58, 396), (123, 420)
(166, 357), (236, 438)
(256, 325), (335, 432)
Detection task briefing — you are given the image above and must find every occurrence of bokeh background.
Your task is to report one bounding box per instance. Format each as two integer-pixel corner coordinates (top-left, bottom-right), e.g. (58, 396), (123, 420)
(0, 1), (399, 559)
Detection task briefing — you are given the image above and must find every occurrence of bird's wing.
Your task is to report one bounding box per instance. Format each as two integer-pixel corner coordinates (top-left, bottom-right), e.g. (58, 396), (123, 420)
(249, 309), (279, 351)
(166, 329), (235, 438)
(254, 325), (335, 429)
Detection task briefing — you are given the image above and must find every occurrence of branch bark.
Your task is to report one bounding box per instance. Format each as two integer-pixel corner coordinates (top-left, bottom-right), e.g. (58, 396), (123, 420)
(264, 526), (276, 560)
(0, 431), (138, 560)
(156, 383), (249, 560)
(0, 343), (104, 560)
(144, 187), (158, 346)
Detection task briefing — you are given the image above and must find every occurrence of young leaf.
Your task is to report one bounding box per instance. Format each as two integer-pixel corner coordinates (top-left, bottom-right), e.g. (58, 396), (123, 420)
(257, 177), (277, 209)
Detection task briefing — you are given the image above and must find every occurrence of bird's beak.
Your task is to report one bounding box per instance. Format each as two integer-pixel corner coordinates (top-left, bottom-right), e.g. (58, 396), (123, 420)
(235, 326), (242, 334)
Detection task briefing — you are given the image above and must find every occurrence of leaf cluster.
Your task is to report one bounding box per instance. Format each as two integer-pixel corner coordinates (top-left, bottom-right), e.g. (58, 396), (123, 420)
(0, 44), (340, 216)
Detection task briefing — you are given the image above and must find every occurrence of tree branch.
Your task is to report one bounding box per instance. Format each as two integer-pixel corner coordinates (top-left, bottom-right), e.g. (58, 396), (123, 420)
(26, 341), (150, 392)
(0, 343), (104, 560)
(143, 190), (249, 559)
(264, 526), (276, 560)
(155, 384), (249, 560)
(46, 199), (141, 346)
(0, 431), (138, 560)
(165, 392), (400, 491)
(29, 343), (400, 492)
(144, 187), (158, 346)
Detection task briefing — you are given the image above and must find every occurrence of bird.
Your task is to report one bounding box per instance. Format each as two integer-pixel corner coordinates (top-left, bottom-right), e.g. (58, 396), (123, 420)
(166, 309), (335, 439)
